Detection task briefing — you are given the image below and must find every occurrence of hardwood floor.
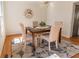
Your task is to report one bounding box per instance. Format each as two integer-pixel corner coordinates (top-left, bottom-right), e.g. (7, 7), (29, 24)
(1, 34), (79, 58)
(63, 37), (79, 45)
(1, 34), (21, 58)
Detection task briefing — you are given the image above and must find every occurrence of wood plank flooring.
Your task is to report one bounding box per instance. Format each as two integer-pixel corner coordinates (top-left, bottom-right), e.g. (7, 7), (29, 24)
(1, 34), (21, 58)
(1, 34), (79, 58)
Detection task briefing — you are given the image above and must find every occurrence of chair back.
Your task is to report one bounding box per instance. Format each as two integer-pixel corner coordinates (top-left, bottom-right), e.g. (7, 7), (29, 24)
(20, 23), (25, 34)
(49, 25), (60, 42)
(19, 23), (26, 39)
(33, 21), (39, 28)
(54, 21), (63, 28)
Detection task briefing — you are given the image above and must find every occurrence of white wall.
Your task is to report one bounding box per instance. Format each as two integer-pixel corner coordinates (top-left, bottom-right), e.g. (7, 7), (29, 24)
(47, 2), (74, 37)
(4, 1), (75, 37)
(4, 1), (47, 35)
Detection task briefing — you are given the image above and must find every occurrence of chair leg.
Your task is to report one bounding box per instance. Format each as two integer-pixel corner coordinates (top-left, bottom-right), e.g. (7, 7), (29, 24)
(55, 40), (58, 49)
(48, 42), (51, 56)
(35, 37), (38, 48)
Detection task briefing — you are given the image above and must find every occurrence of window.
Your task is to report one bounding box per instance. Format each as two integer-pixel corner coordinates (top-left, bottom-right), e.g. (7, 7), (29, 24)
(0, 19), (1, 40)
(0, 1), (5, 52)
(0, 2), (2, 40)
(0, 1), (3, 38)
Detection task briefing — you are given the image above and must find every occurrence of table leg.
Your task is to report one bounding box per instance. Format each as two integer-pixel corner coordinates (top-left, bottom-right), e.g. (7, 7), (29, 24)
(32, 33), (35, 56)
(38, 34), (42, 47)
(59, 28), (62, 43)
(26, 28), (27, 34)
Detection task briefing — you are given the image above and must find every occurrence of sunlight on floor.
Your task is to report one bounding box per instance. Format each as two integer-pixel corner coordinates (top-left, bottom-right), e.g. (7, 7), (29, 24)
(12, 37), (23, 44)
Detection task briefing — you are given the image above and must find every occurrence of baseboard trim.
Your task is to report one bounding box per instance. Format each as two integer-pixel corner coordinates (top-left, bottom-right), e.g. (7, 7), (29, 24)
(62, 35), (71, 38)
(6, 32), (31, 37)
(6, 34), (21, 37)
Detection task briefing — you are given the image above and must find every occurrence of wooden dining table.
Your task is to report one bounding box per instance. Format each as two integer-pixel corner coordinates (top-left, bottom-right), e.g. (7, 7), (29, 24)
(26, 26), (62, 55)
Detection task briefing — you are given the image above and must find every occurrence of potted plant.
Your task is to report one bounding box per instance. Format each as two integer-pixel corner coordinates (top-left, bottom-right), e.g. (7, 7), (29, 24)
(39, 21), (46, 27)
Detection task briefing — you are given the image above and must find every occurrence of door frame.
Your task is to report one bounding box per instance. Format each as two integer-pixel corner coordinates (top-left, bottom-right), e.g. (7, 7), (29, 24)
(71, 2), (79, 37)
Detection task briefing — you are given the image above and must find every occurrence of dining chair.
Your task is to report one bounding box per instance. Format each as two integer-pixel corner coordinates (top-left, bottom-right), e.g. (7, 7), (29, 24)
(33, 21), (39, 28)
(19, 23), (33, 56)
(41, 24), (61, 55)
(54, 21), (63, 43)
(54, 21), (63, 29)
(19, 23), (32, 45)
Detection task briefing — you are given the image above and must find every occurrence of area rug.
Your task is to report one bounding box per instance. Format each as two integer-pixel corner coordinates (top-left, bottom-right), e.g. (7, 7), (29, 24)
(11, 38), (79, 58)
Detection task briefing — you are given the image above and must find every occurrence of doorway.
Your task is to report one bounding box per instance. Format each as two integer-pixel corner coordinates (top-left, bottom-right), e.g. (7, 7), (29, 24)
(72, 4), (79, 37)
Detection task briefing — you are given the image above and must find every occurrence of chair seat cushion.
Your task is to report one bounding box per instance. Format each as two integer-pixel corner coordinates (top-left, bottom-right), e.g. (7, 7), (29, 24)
(41, 35), (49, 41)
(41, 34), (56, 42)
(26, 34), (32, 42)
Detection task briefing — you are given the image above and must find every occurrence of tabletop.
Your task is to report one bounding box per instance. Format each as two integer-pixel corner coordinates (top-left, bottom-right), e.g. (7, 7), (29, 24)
(27, 26), (51, 33)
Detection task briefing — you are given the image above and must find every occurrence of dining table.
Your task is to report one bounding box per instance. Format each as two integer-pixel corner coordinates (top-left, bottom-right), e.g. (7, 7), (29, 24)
(26, 26), (62, 55)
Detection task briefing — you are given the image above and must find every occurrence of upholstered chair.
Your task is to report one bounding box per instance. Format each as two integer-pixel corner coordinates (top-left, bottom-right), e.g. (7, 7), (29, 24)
(54, 21), (63, 29)
(41, 25), (61, 54)
(33, 21), (39, 28)
(54, 21), (63, 43)
(19, 23), (32, 44)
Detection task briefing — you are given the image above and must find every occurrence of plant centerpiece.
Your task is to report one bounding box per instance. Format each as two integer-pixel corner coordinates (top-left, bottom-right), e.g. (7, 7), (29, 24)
(39, 21), (46, 27)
